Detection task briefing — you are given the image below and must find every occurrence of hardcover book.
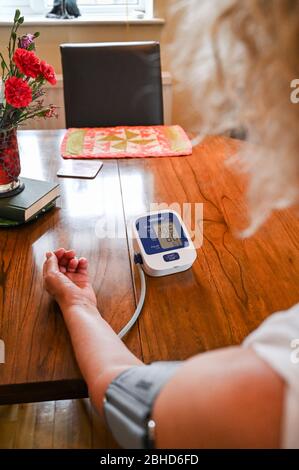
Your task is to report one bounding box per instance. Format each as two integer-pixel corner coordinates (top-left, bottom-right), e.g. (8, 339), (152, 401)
(0, 178), (60, 223)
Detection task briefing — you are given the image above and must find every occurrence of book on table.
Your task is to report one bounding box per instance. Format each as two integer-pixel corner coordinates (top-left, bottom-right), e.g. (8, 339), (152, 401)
(0, 178), (60, 223)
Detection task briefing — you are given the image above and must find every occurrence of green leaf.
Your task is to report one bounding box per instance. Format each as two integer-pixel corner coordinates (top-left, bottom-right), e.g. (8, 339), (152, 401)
(14, 9), (20, 22)
(18, 16), (24, 24)
(34, 32), (40, 38)
(0, 53), (8, 76)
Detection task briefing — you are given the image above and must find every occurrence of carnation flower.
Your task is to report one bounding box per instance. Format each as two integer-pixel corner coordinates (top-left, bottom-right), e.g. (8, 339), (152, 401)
(18, 34), (35, 50)
(0, 14), (56, 128)
(40, 61), (57, 85)
(13, 48), (40, 78)
(4, 76), (32, 108)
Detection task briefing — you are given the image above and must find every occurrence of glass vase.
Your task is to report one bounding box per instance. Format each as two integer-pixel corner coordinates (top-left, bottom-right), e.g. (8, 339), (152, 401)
(0, 127), (24, 197)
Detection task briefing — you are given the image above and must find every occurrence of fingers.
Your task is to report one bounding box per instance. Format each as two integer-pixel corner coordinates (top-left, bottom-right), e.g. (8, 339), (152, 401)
(43, 251), (60, 276)
(53, 248), (76, 273)
(54, 248), (66, 260)
(67, 257), (79, 273)
(53, 249), (67, 272)
(77, 257), (88, 274)
(44, 249), (89, 275)
(66, 257), (88, 274)
(58, 249), (76, 267)
(43, 251), (74, 301)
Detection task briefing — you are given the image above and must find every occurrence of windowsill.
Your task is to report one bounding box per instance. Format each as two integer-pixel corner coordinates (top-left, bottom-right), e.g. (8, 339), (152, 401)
(0, 15), (165, 27)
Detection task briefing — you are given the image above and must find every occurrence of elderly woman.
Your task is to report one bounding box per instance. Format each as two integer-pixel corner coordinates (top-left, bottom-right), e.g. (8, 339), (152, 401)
(43, 0), (299, 449)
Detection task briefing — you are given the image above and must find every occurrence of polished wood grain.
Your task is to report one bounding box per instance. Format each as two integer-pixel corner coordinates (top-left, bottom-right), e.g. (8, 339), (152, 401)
(0, 130), (141, 405)
(0, 399), (118, 449)
(119, 135), (299, 362)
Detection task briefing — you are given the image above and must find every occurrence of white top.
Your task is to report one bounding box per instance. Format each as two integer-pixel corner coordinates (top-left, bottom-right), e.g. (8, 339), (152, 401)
(243, 303), (299, 449)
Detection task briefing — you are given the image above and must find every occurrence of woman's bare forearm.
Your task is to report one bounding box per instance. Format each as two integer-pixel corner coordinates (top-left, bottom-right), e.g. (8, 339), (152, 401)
(61, 302), (143, 413)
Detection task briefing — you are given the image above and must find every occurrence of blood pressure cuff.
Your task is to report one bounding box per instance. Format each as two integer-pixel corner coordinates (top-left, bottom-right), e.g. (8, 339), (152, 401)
(103, 362), (181, 449)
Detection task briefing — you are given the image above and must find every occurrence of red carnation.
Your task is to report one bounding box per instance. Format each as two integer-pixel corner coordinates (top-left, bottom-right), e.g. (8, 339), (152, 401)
(40, 60), (57, 85)
(5, 76), (32, 108)
(13, 48), (40, 78)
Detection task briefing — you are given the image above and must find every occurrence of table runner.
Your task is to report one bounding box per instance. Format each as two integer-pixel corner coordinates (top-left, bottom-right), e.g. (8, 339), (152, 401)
(61, 125), (192, 159)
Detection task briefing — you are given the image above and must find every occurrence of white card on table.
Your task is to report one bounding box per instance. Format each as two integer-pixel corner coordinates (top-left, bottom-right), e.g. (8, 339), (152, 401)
(57, 161), (103, 179)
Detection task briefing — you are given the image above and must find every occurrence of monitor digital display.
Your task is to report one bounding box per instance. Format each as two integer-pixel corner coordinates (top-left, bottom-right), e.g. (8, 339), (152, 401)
(153, 221), (183, 249)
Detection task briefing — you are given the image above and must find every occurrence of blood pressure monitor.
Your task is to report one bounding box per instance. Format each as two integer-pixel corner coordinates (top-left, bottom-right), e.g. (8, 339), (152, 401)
(132, 210), (197, 277)
(118, 210), (197, 337)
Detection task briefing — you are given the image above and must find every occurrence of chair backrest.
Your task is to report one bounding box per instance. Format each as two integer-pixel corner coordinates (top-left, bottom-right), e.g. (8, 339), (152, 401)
(60, 41), (164, 128)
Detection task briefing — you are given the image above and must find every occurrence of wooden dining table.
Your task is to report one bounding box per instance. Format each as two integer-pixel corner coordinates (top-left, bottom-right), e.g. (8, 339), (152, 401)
(0, 129), (299, 410)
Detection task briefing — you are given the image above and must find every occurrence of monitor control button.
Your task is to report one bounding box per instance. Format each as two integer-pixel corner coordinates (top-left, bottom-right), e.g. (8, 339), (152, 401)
(163, 253), (180, 262)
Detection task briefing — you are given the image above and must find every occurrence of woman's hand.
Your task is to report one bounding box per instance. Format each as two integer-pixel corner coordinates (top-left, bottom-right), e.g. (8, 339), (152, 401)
(43, 248), (97, 310)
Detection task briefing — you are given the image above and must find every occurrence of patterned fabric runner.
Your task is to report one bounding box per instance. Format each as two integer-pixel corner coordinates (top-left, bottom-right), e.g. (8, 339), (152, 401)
(61, 126), (192, 159)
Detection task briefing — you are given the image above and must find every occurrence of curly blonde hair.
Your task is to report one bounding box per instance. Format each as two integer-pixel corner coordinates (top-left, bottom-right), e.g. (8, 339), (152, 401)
(170, 0), (299, 235)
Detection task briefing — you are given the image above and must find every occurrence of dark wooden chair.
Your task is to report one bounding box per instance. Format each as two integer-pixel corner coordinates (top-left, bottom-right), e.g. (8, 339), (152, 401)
(60, 41), (164, 128)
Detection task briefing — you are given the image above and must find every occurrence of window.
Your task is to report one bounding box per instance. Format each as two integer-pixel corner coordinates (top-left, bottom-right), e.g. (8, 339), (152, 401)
(72, 1), (153, 18)
(0, 0), (31, 16)
(0, 0), (154, 19)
